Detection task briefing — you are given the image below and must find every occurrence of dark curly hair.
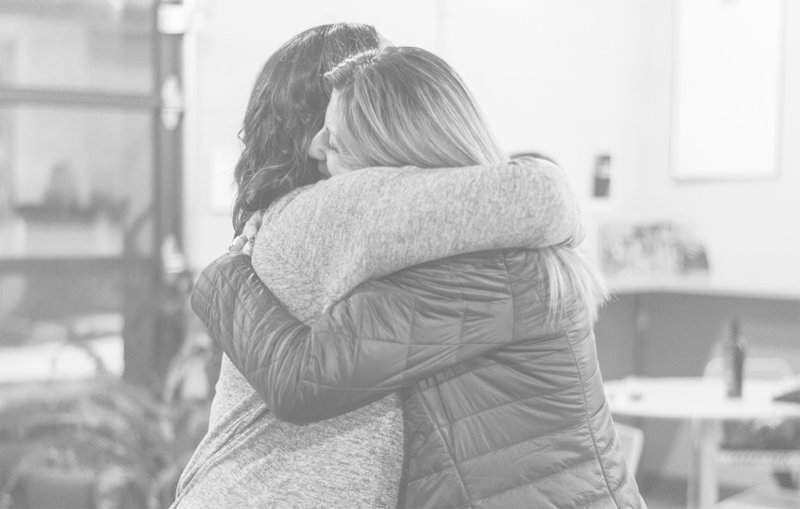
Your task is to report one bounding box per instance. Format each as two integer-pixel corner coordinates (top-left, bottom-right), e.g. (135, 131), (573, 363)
(231, 23), (380, 235)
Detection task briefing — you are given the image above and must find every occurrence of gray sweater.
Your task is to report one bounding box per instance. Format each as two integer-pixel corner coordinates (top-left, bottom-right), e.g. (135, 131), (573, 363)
(173, 158), (581, 508)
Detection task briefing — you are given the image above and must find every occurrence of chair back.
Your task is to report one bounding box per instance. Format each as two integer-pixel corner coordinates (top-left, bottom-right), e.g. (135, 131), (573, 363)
(615, 422), (644, 475)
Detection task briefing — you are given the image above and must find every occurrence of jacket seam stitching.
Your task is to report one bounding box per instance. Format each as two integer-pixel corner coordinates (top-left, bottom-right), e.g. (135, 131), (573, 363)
(499, 252), (515, 341)
(417, 377), (581, 430)
(565, 329), (623, 508)
(407, 417), (588, 484)
(406, 297), (417, 390)
(450, 270), (469, 365)
(417, 269), (475, 508)
(418, 395), (474, 508)
(408, 336), (564, 387)
(430, 457), (600, 509)
(472, 459), (601, 507)
(410, 254), (518, 509)
(196, 265), (278, 378)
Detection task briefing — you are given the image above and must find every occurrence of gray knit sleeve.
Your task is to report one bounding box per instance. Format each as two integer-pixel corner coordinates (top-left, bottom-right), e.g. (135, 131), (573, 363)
(253, 157), (583, 310)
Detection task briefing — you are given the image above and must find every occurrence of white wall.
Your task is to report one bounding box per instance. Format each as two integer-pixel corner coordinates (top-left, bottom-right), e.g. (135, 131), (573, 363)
(635, 0), (800, 288)
(440, 0), (657, 263)
(184, 0), (800, 292)
(184, 0), (656, 268)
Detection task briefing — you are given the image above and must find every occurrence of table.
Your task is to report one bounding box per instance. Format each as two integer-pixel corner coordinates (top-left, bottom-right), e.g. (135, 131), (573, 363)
(604, 376), (800, 509)
(0, 335), (123, 384)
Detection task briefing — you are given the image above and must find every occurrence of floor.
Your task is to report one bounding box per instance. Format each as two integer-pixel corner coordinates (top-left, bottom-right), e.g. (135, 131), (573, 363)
(638, 475), (798, 509)
(639, 475), (700, 509)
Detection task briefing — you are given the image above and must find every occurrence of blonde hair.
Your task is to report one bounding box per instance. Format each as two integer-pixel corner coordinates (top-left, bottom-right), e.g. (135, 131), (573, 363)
(325, 47), (505, 168)
(326, 46), (608, 323)
(536, 246), (609, 325)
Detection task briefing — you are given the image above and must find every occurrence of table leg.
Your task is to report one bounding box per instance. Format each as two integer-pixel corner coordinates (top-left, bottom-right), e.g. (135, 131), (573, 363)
(687, 420), (720, 509)
(632, 293), (649, 376)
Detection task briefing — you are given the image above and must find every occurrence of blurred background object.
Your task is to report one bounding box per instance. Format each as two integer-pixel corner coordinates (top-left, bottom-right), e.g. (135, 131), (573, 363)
(600, 221), (709, 279)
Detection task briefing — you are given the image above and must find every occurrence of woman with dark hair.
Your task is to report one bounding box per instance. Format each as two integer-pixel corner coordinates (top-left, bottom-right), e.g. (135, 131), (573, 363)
(191, 46), (644, 508)
(230, 24), (381, 235)
(173, 24), (398, 508)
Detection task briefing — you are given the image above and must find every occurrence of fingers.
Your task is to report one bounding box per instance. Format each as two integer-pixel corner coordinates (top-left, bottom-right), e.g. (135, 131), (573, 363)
(228, 234), (248, 253)
(234, 210), (263, 257)
(242, 236), (254, 256)
(228, 233), (256, 256)
(230, 209), (264, 256)
(242, 223), (258, 240)
(242, 210), (264, 240)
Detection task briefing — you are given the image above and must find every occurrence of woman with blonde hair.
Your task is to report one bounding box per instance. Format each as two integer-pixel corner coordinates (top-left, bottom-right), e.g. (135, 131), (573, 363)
(193, 46), (645, 508)
(176, 27), (585, 508)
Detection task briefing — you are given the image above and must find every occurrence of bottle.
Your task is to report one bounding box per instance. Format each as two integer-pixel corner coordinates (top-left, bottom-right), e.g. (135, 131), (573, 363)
(724, 319), (747, 398)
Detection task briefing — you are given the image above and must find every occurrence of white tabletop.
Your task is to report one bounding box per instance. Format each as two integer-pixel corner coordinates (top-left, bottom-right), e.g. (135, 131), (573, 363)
(604, 376), (800, 421)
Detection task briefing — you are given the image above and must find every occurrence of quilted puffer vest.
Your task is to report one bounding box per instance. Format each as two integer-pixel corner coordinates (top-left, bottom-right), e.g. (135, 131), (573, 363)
(192, 249), (647, 508)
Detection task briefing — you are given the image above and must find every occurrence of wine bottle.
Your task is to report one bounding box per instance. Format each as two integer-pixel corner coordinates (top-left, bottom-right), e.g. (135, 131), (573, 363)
(724, 319), (747, 398)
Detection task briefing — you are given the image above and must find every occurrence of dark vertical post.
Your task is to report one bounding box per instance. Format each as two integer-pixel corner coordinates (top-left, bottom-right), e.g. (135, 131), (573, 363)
(123, 0), (185, 389)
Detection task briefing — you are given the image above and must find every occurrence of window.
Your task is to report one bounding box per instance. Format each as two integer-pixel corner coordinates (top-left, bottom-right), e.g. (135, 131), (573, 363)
(0, 0), (184, 388)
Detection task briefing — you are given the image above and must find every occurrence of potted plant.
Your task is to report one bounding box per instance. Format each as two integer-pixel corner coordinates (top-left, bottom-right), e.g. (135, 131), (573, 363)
(0, 331), (218, 509)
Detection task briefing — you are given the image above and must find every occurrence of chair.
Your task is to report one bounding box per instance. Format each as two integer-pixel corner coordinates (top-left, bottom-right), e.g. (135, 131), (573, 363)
(704, 356), (800, 506)
(714, 485), (800, 509)
(614, 422), (644, 475)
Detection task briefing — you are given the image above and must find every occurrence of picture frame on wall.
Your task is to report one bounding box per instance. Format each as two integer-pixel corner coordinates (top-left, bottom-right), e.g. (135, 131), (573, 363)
(670, 0), (786, 182)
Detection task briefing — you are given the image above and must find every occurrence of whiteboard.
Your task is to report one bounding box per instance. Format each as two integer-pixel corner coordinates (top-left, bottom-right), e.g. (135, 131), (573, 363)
(671, 0), (785, 181)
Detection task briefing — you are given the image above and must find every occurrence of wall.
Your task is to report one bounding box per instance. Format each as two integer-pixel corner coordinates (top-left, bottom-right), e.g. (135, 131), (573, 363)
(634, 0), (800, 288)
(183, 0), (656, 268)
(185, 0), (800, 283)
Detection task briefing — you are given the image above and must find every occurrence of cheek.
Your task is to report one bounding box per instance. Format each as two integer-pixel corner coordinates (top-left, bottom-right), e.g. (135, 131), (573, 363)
(326, 154), (348, 176)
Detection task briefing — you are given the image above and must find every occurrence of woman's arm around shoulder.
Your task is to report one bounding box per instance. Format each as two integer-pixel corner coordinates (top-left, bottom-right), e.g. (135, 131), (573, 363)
(191, 250), (555, 425)
(256, 157), (585, 295)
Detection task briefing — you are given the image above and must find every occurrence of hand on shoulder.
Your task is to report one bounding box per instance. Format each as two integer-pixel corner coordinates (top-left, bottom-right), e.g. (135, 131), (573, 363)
(228, 210), (265, 256)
